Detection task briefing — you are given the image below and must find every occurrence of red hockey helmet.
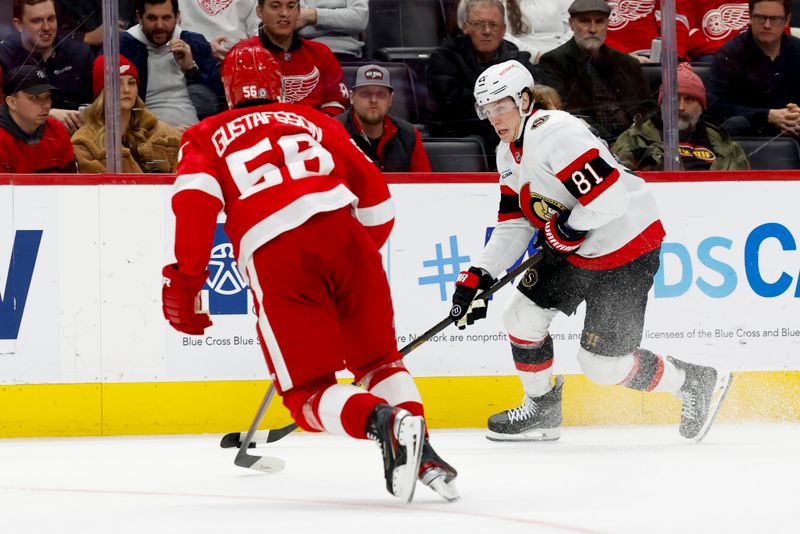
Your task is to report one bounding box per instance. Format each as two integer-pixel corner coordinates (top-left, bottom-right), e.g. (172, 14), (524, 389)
(221, 45), (283, 109)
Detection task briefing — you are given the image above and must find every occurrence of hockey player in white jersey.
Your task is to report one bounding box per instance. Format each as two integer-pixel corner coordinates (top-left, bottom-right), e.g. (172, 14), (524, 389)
(450, 59), (732, 442)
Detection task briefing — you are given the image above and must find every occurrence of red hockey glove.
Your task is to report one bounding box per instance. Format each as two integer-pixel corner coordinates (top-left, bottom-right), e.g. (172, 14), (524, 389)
(450, 266), (496, 330)
(535, 212), (588, 265)
(162, 263), (212, 335)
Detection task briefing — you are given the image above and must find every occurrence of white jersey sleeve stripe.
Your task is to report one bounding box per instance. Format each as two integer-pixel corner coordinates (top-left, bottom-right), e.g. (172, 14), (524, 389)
(355, 198), (395, 227)
(173, 172), (224, 204)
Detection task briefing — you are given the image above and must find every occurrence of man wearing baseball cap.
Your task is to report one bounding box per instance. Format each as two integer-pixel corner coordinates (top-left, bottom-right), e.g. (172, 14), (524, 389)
(336, 64), (431, 172)
(0, 64), (77, 173)
(612, 63), (748, 171)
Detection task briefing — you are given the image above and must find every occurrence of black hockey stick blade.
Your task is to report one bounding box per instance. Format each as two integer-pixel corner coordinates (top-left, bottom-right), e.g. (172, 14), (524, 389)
(220, 423), (298, 449)
(222, 251), (544, 449)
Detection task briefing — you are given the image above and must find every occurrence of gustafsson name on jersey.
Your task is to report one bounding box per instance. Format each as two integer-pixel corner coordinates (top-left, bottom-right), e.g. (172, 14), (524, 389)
(212, 111), (324, 156)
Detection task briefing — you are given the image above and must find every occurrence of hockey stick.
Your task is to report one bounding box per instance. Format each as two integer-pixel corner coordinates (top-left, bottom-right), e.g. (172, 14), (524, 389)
(221, 250), (544, 454)
(231, 381), (286, 473)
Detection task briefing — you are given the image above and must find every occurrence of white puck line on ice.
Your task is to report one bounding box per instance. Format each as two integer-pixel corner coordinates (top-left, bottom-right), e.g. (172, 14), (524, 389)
(1, 485), (611, 534)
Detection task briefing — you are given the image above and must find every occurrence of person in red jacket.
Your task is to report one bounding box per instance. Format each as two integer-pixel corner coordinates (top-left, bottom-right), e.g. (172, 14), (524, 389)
(0, 64), (77, 173)
(161, 45), (457, 504)
(231, 0), (348, 116)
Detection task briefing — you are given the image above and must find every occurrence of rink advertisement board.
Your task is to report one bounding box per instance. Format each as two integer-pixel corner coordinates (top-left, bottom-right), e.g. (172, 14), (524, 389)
(1, 174), (799, 384)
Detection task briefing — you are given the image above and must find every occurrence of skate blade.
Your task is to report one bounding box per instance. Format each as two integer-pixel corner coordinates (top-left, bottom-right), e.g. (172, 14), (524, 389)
(486, 428), (561, 442)
(393, 416), (425, 504)
(693, 372), (733, 443)
(421, 467), (460, 502)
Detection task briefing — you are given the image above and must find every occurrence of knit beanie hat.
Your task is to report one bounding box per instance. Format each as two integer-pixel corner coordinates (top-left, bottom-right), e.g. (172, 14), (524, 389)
(658, 63), (706, 109)
(92, 55), (140, 97)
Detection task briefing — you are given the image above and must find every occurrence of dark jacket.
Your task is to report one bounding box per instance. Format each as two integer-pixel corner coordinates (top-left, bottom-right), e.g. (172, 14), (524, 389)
(612, 114), (749, 171)
(426, 34), (534, 147)
(708, 30), (800, 136)
(0, 32), (94, 110)
(119, 28), (224, 106)
(336, 109), (431, 172)
(537, 38), (656, 141)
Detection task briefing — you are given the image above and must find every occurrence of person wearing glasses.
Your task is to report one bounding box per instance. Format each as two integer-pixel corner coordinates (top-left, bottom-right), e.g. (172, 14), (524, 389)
(708, 0), (800, 138)
(427, 0), (535, 166)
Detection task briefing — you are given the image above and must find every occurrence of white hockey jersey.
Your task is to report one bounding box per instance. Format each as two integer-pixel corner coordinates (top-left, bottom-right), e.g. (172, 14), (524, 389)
(475, 109), (665, 277)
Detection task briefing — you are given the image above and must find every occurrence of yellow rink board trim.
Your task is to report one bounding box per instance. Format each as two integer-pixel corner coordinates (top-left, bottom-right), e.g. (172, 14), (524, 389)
(1, 371), (799, 437)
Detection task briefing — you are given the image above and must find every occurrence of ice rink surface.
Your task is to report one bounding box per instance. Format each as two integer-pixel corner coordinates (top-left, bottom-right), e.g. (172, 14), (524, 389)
(1, 423), (798, 534)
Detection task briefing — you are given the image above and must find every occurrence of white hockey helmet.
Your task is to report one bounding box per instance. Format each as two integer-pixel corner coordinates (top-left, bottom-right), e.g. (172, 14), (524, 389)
(473, 60), (534, 120)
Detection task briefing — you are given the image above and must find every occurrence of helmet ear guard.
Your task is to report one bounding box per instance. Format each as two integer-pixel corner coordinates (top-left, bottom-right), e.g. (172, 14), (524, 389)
(473, 60), (535, 120)
(221, 45), (283, 109)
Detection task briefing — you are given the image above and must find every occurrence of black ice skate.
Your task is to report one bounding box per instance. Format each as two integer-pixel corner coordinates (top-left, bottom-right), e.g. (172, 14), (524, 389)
(366, 404), (425, 504)
(419, 439), (459, 502)
(486, 375), (564, 442)
(669, 357), (733, 442)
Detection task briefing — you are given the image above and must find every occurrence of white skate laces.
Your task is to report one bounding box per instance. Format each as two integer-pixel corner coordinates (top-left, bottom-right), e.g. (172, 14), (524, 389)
(507, 396), (538, 423)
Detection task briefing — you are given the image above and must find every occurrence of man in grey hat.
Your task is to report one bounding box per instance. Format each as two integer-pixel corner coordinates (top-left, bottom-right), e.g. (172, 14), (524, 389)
(536, 0), (655, 142)
(0, 64), (77, 173)
(336, 64), (431, 172)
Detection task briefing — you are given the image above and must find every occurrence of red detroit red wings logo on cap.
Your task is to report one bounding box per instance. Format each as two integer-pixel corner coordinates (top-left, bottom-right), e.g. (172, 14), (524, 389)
(199, 0), (234, 16)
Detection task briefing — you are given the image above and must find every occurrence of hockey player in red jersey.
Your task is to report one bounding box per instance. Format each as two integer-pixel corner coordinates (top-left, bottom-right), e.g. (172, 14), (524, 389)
(161, 45), (457, 503)
(450, 60), (732, 443)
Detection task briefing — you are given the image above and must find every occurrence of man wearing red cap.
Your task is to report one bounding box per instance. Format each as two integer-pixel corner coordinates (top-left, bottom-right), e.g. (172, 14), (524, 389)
(612, 63), (748, 170)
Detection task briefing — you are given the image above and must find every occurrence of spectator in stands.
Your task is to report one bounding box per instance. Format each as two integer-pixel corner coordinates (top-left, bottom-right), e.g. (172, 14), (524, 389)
(0, 0), (94, 135)
(427, 0), (535, 153)
(54, 1), (136, 51)
(72, 55), (181, 173)
(613, 63), (748, 170)
(0, 64), (78, 172)
(232, 0), (348, 117)
(121, 0), (224, 128)
(605, 0), (692, 62)
(707, 0), (800, 137)
(178, 0), (259, 62)
(686, 1), (750, 62)
(537, 0), (656, 143)
(337, 64), (431, 172)
(296, 0), (369, 61)
(455, 0), (573, 63)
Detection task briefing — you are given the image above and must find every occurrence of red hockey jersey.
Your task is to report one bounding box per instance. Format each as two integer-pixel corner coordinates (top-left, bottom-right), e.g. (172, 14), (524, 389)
(234, 35), (348, 117)
(172, 103), (394, 278)
(686, 1), (750, 59)
(606, 0), (691, 61)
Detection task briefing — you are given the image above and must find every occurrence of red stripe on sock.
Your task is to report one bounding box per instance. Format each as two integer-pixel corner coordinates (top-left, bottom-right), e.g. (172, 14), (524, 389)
(645, 356), (665, 392)
(515, 359), (553, 372)
(508, 334), (545, 347)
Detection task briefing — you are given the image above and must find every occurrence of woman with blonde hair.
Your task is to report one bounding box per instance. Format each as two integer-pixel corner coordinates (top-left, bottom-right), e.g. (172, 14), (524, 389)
(72, 55), (181, 173)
